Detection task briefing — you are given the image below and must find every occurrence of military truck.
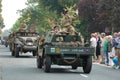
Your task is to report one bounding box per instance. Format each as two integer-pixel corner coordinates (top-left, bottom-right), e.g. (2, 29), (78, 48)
(37, 32), (94, 73)
(11, 31), (39, 57)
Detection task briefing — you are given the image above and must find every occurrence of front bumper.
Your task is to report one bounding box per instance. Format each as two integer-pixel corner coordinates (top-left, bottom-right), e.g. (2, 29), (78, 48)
(23, 46), (37, 51)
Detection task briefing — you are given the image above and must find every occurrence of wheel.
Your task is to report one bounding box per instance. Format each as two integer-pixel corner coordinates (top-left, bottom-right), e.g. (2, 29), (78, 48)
(44, 56), (51, 72)
(11, 43), (15, 56)
(32, 51), (37, 56)
(9, 44), (12, 52)
(14, 45), (19, 57)
(5, 43), (8, 47)
(72, 65), (78, 69)
(37, 56), (43, 68)
(11, 50), (15, 56)
(83, 56), (92, 74)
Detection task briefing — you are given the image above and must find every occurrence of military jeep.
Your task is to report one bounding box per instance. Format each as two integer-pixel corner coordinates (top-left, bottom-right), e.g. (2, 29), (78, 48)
(11, 31), (39, 57)
(37, 32), (93, 73)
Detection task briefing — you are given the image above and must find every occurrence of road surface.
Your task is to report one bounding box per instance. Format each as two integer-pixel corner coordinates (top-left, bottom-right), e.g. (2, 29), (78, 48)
(0, 45), (119, 80)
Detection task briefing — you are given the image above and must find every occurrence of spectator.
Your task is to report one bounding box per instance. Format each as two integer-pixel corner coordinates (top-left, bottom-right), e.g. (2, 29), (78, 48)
(115, 32), (120, 69)
(110, 33), (119, 68)
(96, 34), (102, 63)
(112, 57), (119, 69)
(90, 33), (97, 62)
(100, 33), (106, 64)
(111, 32), (118, 55)
(103, 36), (111, 66)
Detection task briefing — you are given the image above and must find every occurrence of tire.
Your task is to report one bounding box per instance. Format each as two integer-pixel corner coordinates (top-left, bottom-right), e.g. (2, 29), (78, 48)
(11, 50), (15, 56)
(33, 51), (37, 56)
(37, 56), (43, 68)
(9, 44), (12, 52)
(11, 44), (15, 56)
(44, 56), (51, 72)
(72, 65), (78, 69)
(14, 45), (19, 57)
(5, 43), (8, 47)
(83, 56), (92, 74)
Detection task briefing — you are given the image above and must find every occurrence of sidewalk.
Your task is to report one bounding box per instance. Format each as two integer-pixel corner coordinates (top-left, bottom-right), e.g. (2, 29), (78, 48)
(93, 62), (120, 70)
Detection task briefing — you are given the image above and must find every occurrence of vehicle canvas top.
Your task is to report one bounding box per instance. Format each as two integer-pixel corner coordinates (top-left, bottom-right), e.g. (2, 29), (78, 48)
(44, 32), (82, 45)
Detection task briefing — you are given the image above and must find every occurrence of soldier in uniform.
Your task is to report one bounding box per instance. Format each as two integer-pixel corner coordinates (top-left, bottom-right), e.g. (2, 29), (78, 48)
(29, 24), (37, 32)
(61, 10), (77, 35)
(19, 21), (27, 32)
(51, 26), (59, 34)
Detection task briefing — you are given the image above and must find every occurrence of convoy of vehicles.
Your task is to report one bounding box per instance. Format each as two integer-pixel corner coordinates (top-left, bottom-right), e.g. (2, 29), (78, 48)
(1, 27), (93, 74)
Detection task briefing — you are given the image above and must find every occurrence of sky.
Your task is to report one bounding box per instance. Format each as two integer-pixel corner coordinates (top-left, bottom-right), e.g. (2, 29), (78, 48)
(2, 0), (27, 31)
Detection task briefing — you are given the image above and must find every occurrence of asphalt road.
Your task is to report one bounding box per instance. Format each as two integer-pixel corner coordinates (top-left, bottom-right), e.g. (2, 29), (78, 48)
(0, 45), (120, 80)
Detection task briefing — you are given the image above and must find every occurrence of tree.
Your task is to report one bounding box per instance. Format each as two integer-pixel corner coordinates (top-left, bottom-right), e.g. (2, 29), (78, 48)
(12, 0), (79, 33)
(78, 0), (100, 33)
(78, 0), (120, 34)
(0, 0), (5, 29)
(97, 0), (120, 33)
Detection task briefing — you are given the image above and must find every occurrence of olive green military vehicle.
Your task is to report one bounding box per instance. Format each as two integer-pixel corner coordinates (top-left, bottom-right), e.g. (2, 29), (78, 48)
(37, 32), (94, 73)
(11, 31), (39, 57)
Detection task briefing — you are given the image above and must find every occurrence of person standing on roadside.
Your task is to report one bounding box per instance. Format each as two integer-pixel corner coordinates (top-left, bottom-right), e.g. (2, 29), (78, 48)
(103, 36), (113, 66)
(115, 32), (120, 69)
(90, 33), (97, 62)
(100, 33), (106, 64)
(96, 34), (102, 63)
(110, 32), (119, 69)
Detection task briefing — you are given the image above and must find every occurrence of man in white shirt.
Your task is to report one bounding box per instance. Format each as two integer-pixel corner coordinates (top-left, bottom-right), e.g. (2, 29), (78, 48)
(90, 33), (97, 62)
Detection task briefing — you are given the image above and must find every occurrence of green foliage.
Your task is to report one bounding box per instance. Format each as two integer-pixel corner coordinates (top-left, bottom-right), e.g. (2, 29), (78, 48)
(78, 0), (120, 34)
(97, 0), (120, 32)
(0, 0), (5, 29)
(12, 0), (80, 33)
(12, 0), (87, 39)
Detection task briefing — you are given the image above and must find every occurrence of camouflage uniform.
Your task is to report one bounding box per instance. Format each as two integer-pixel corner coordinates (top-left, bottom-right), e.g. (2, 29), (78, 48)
(61, 14), (76, 35)
(19, 22), (27, 32)
(29, 24), (37, 32)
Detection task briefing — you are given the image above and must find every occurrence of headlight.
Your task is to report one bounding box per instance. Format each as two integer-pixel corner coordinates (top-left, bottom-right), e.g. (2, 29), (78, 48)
(27, 42), (33, 45)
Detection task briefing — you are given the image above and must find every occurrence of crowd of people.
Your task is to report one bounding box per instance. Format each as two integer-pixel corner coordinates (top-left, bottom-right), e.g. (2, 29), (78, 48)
(90, 32), (120, 69)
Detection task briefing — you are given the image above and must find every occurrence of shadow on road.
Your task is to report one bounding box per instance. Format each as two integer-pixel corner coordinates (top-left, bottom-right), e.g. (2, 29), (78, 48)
(49, 68), (84, 74)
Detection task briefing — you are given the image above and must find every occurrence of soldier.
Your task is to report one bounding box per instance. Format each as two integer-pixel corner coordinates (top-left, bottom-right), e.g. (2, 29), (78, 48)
(51, 26), (59, 34)
(29, 24), (37, 32)
(19, 21), (27, 32)
(61, 10), (77, 35)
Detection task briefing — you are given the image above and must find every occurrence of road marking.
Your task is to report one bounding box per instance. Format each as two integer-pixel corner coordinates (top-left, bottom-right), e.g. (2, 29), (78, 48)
(80, 74), (88, 78)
